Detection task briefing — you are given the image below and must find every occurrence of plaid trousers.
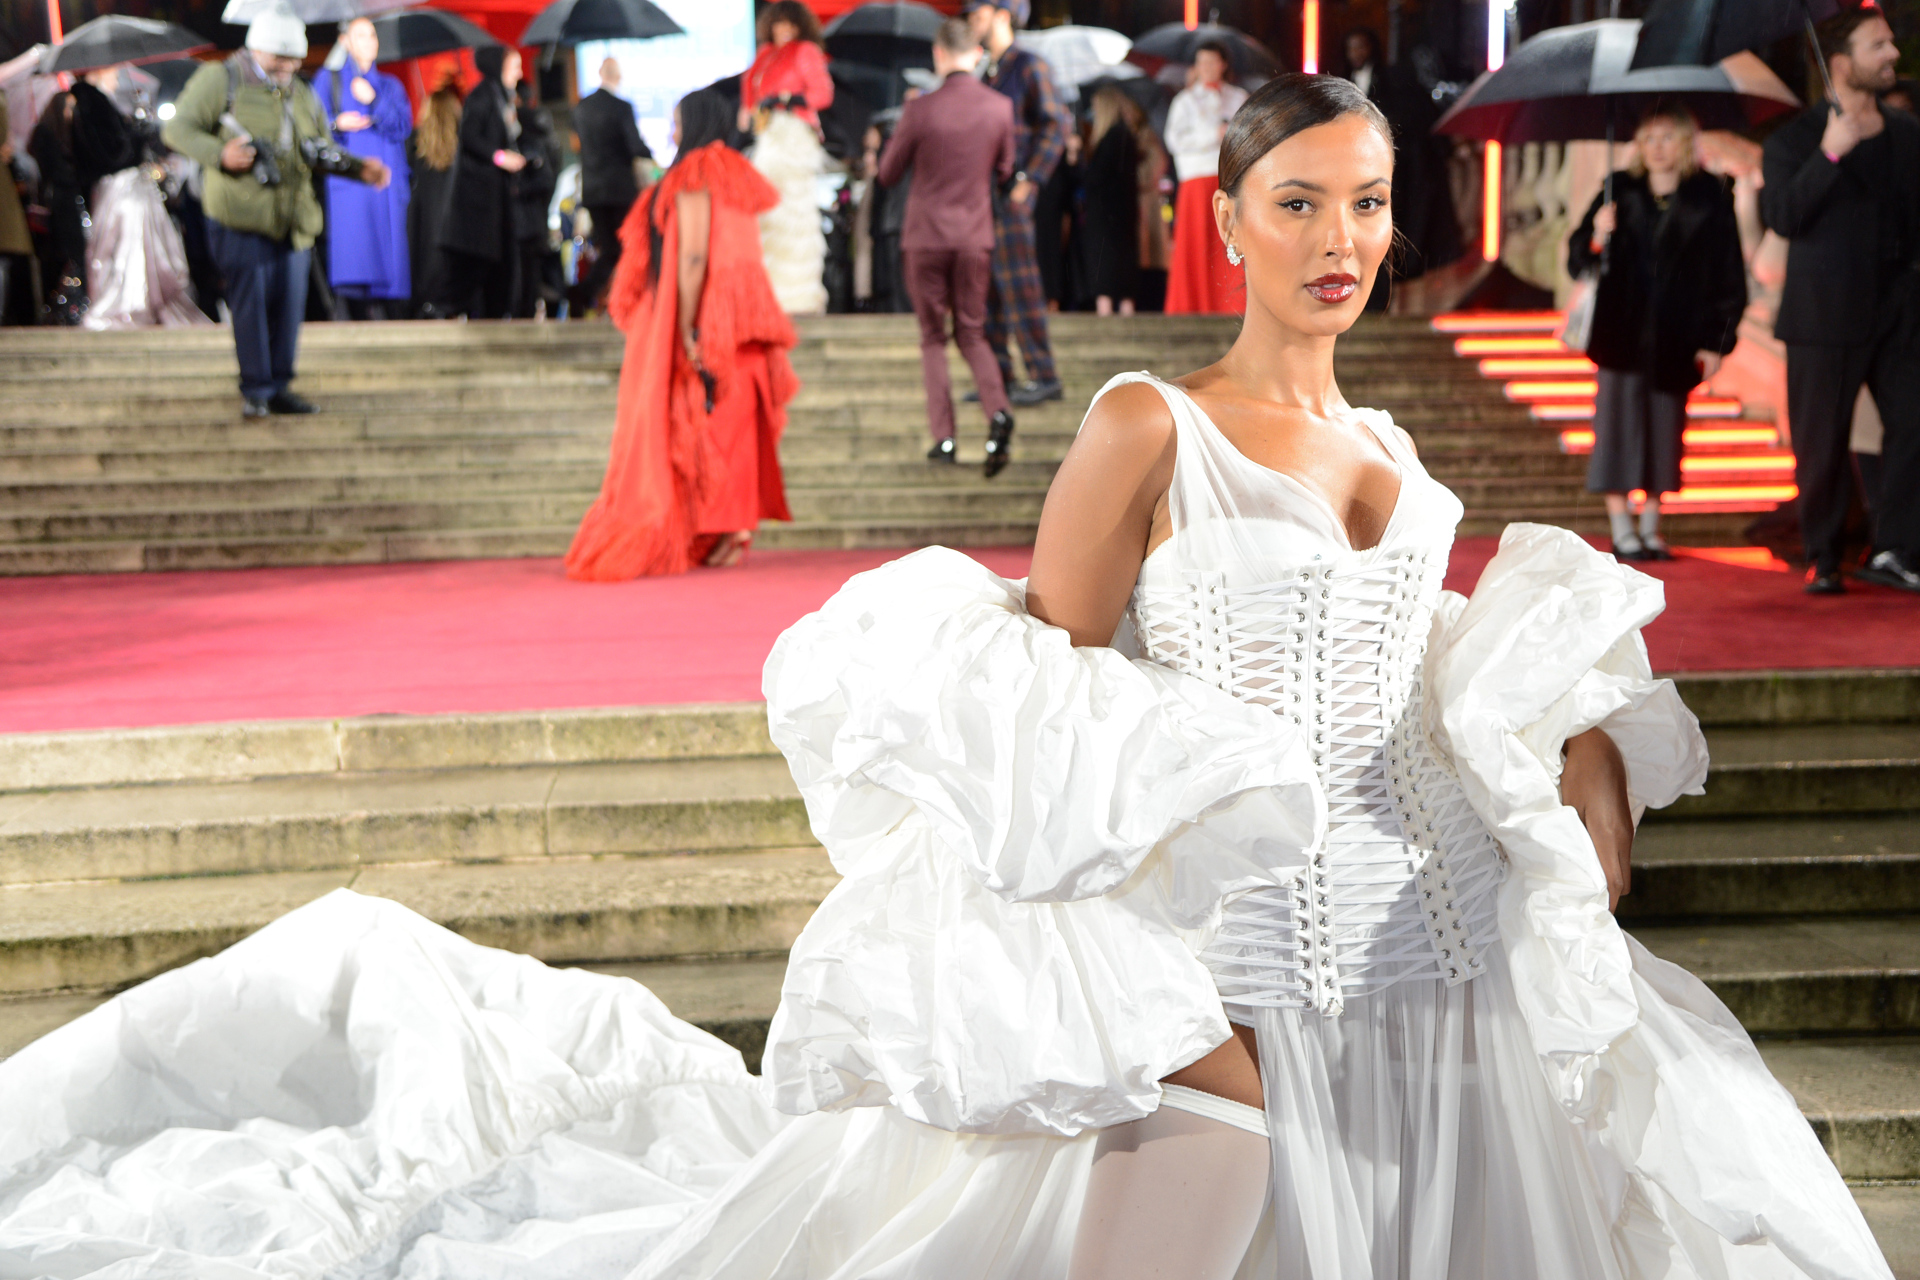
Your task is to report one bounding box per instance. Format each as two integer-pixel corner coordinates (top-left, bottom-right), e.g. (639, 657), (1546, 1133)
(986, 199), (1057, 385)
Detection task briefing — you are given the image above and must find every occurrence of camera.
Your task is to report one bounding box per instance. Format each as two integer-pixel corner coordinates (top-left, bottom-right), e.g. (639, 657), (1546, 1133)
(220, 113), (281, 185)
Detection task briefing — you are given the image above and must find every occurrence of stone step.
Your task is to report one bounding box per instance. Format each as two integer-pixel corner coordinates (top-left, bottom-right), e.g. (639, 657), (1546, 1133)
(0, 411), (616, 452)
(1672, 724), (1920, 818)
(1672, 669), (1920, 727)
(1761, 1037), (1920, 1180)
(0, 850), (836, 998)
(0, 467), (610, 511)
(0, 437), (614, 482)
(1631, 917), (1920, 1035)
(1622, 814), (1920, 921)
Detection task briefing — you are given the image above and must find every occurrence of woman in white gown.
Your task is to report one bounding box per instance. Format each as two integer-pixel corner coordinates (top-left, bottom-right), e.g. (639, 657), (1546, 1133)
(0, 75), (1892, 1280)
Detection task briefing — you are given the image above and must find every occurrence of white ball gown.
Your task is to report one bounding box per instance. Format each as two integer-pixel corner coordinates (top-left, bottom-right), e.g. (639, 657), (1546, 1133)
(0, 374), (1891, 1279)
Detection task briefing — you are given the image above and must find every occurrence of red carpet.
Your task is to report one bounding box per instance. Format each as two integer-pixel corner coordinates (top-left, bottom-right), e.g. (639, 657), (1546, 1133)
(0, 541), (1913, 734)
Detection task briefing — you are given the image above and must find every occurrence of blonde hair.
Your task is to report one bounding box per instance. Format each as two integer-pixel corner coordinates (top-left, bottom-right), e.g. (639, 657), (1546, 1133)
(1089, 85), (1129, 147)
(414, 84), (462, 171)
(1628, 104), (1698, 179)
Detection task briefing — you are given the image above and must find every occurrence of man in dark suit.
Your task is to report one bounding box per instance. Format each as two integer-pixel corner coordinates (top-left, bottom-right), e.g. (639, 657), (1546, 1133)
(1761, 7), (1920, 593)
(878, 18), (1018, 477)
(572, 58), (652, 314)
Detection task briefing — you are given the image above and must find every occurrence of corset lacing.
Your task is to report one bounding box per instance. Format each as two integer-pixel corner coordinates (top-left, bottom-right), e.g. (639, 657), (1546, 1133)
(1131, 545), (1506, 1018)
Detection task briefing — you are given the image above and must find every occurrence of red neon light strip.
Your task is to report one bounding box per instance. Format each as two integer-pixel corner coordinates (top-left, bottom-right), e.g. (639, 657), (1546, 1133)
(1430, 312), (1564, 333)
(1184, 0), (1198, 30)
(1506, 379), (1600, 400)
(1482, 141), (1502, 262)
(1478, 356), (1597, 376)
(1534, 401), (1760, 422)
(1454, 336), (1568, 355)
(1302, 0), (1319, 73)
(1560, 426), (1781, 450)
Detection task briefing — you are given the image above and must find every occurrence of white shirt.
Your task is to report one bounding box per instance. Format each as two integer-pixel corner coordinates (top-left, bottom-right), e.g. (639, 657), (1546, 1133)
(1164, 81), (1249, 183)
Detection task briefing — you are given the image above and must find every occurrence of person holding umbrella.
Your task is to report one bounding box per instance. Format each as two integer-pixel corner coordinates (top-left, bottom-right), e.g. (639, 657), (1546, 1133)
(164, 8), (390, 417)
(1567, 103), (1745, 562)
(1761, 5), (1920, 594)
(315, 17), (411, 319)
(967, 0), (1070, 405)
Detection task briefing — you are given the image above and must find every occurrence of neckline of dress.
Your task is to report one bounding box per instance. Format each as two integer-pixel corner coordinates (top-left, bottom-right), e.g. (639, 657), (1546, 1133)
(1152, 374), (1409, 557)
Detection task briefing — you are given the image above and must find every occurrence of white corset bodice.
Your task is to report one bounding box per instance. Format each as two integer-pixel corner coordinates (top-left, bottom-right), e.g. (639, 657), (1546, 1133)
(1110, 373), (1506, 1017)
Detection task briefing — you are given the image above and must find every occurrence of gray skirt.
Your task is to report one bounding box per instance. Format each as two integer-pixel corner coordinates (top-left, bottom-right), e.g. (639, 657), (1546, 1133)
(1587, 367), (1685, 495)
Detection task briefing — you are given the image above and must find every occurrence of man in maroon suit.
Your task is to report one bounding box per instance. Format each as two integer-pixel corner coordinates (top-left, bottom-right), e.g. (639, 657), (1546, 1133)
(878, 19), (1019, 477)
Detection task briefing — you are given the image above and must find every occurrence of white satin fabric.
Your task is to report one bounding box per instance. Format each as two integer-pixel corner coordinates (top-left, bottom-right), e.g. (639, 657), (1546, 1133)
(82, 167), (210, 331)
(0, 373), (1893, 1279)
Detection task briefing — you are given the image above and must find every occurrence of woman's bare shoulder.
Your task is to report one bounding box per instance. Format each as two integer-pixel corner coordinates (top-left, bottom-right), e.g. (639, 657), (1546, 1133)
(1074, 379), (1177, 462)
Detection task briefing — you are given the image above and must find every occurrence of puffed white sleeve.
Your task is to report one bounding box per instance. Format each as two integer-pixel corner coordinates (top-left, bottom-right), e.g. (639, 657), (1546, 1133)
(760, 547), (1324, 1136)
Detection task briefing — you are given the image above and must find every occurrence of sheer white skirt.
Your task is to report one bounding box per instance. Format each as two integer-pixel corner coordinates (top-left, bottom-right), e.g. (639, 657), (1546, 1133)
(637, 945), (1820, 1279)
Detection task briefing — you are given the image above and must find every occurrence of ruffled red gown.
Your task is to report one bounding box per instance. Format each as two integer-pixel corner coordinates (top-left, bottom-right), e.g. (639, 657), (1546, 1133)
(566, 143), (799, 581)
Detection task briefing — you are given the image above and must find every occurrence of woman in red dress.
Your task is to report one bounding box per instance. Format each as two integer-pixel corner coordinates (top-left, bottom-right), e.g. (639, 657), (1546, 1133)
(566, 91), (797, 580)
(1163, 43), (1248, 314)
(736, 0), (832, 133)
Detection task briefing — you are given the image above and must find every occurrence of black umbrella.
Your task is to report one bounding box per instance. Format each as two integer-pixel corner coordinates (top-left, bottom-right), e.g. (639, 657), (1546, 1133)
(139, 58), (208, 107)
(361, 8), (500, 61)
(823, 2), (942, 101)
(40, 15), (211, 76)
(1434, 19), (1798, 144)
(1126, 23), (1279, 83)
(1630, 0), (1846, 98)
(520, 0), (683, 47)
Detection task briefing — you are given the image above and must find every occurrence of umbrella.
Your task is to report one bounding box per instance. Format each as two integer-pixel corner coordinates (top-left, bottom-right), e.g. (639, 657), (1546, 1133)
(823, 3), (942, 89)
(1015, 24), (1132, 104)
(352, 8), (501, 61)
(222, 0), (415, 23)
(40, 15), (211, 76)
(520, 0), (683, 46)
(133, 58), (208, 106)
(1126, 23), (1279, 83)
(1629, 0), (1846, 98)
(1434, 19), (1798, 144)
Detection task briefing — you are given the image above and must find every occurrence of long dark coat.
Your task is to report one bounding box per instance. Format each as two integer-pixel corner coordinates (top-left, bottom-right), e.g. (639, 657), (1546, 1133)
(438, 77), (519, 262)
(1077, 123), (1140, 304)
(1568, 169), (1747, 394)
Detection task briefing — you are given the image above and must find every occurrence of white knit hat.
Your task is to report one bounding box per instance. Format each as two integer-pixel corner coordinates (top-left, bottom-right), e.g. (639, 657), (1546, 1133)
(245, 7), (309, 59)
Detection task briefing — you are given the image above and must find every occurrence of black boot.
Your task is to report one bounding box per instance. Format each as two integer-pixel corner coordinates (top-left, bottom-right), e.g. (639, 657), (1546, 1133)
(927, 437), (956, 464)
(983, 410), (1015, 479)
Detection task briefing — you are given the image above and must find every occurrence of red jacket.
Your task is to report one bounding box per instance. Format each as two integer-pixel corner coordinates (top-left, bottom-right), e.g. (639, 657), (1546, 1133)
(741, 40), (834, 129)
(877, 71), (1015, 254)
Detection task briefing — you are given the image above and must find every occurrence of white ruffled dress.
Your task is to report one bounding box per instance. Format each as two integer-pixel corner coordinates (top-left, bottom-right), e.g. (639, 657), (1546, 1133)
(0, 376), (1891, 1279)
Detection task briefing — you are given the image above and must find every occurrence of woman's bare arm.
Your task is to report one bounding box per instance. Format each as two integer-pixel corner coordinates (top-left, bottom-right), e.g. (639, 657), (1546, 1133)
(1562, 727), (1633, 909)
(674, 188), (711, 362)
(1025, 382), (1178, 644)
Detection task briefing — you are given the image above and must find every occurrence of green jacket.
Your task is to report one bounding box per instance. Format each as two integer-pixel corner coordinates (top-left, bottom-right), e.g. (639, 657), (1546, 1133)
(163, 53), (355, 249)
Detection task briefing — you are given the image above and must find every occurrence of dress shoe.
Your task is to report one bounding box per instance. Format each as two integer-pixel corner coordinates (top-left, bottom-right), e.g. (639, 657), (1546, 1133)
(1639, 535), (1675, 561)
(983, 409), (1015, 479)
(1008, 378), (1063, 407)
(242, 398), (271, 419)
(1856, 549), (1920, 593)
(927, 438), (957, 464)
(1803, 567), (1846, 596)
(267, 391), (318, 415)
(1608, 532), (1645, 562)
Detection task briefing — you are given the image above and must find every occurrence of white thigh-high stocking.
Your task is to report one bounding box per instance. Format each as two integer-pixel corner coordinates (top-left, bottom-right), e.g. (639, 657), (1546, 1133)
(1066, 1085), (1271, 1280)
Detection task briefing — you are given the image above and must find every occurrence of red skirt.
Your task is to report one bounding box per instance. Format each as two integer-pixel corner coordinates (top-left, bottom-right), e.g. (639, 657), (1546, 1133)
(1165, 175), (1244, 315)
(698, 343), (792, 535)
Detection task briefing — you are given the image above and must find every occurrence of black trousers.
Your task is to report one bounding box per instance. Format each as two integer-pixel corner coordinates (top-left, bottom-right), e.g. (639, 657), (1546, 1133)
(207, 222), (309, 402)
(438, 247), (517, 319)
(580, 200), (633, 312)
(1786, 279), (1920, 569)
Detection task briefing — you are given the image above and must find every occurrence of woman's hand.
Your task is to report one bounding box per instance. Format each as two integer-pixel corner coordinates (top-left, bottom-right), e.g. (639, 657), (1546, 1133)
(1562, 728), (1633, 910)
(1591, 202), (1617, 243)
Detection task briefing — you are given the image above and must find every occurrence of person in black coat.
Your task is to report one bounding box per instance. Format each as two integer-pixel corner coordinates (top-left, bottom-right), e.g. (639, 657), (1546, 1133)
(1760, 6), (1920, 593)
(1076, 86), (1139, 315)
(572, 58), (652, 313)
(510, 86), (559, 318)
(29, 91), (88, 323)
(1568, 105), (1745, 561)
(435, 46), (526, 318)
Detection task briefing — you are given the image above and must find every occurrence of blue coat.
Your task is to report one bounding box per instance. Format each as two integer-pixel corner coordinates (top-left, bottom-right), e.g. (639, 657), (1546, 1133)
(316, 63), (412, 299)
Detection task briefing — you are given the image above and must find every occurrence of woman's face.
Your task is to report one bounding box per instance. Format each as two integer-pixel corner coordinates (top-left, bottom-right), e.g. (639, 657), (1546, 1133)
(502, 50), (523, 89)
(1194, 49), (1227, 87)
(671, 104), (681, 147)
(1215, 114), (1393, 337)
(1637, 119), (1687, 178)
(771, 18), (798, 45)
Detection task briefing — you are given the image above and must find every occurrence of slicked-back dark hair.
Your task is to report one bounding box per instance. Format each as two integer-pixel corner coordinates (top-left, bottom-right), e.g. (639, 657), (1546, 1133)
(1218, 72), (1392, 199)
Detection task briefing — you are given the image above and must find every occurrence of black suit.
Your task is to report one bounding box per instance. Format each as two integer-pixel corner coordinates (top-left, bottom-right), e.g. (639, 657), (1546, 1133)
(572, 87), (652, 311)
(1761, 103), (1920, 569)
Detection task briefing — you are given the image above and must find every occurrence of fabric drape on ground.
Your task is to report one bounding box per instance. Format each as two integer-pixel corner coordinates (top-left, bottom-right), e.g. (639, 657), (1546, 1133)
(566, 142), (797, 582)
(317, 64), (412, 301)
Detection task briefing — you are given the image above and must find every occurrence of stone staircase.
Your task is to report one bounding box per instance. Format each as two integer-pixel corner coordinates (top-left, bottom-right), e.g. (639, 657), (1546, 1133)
(1, 667), (1915, 1267)
(0, 315), (1756, 576)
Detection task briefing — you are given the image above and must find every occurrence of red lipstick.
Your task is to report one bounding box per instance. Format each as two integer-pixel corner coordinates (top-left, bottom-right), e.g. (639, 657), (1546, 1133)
(1306, 273), (1358, 303)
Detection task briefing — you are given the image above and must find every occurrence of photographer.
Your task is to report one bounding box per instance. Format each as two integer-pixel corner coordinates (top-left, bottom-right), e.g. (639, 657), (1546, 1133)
(163, 9), (389, 418)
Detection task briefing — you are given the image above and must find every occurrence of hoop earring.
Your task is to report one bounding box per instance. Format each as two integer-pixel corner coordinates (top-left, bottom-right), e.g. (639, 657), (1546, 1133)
(1225, 243), (1243, 266)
